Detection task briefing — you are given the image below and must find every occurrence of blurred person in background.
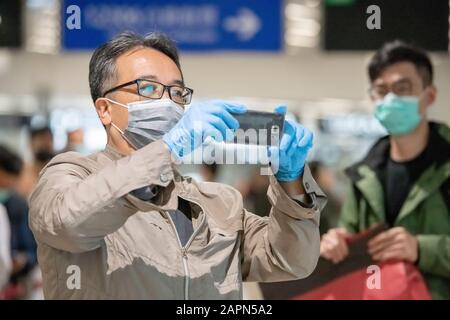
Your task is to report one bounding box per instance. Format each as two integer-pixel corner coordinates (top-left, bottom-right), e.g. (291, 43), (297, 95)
(198, 163), (218, 182)
(28, 31), (326, 299)
(17, 126), (55, 197)
(321, 41), (450, 299)
(0, 145), (38, 299)
(29, 126), (55, 169)
(309, 161), (342, 235)
(0, 203), (11, 293)
(236, 167), (271, 217)
(64, 128), (88, 154)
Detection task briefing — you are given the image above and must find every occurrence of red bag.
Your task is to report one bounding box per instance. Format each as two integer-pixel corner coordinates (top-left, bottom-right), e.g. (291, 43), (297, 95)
(0, 283), (26, 300)
(260, 224), (431, 300)
(295, 261), (431, 300)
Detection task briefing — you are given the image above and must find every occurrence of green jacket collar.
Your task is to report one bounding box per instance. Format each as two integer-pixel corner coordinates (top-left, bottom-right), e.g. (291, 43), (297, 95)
(346, 122), (450, 222)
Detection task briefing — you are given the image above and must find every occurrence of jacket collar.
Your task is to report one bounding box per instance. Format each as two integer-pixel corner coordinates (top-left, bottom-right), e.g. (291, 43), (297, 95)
(397, 161), (450, 221)
(345, 122), (450, 222)
(346, 122), (450, 183)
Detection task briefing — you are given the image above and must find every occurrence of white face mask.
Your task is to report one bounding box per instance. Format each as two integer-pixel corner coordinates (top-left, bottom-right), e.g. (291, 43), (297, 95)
(107, 98), (184, 149)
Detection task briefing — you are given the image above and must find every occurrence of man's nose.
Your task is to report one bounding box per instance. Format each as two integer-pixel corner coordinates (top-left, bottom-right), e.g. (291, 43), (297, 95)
(162, 88), (171, 100)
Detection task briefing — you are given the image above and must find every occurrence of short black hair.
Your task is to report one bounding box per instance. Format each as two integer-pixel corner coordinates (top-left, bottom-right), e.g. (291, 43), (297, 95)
(30, 126), (53, 140)
(0, 145), (23, 176)
(368, 40), (433, 86)
(89, 31), (182, 103)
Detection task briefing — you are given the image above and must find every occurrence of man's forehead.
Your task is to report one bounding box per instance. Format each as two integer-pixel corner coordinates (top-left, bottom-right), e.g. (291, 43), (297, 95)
(115, 47), (182, 83)
(375, 62), (420, 85)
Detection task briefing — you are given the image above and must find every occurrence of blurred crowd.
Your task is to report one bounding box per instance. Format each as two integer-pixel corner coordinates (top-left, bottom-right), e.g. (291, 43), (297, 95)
(0, 126), (86, 299)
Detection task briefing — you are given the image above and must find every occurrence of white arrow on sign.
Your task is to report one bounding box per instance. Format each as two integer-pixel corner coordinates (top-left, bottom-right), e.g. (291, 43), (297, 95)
(223, 8), (261, 41)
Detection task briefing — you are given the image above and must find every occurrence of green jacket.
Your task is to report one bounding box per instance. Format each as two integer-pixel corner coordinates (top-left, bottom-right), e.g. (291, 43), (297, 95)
(339, 122), (450, 300)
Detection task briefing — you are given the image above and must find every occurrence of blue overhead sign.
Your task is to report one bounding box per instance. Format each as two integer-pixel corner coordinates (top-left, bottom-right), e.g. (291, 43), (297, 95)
(62, 0), (282, 51)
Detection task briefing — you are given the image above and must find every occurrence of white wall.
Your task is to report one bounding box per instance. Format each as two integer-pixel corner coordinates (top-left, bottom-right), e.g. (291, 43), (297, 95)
(0, 49), (449, 121)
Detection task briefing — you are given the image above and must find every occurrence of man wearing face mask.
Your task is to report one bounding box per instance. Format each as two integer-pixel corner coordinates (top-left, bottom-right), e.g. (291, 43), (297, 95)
(30, 126), (55, 169)
(0, 145), (38, 298)
(17, 127), (56, 198)
(29, 32), (327, 299)
(320, 41), (450, 299)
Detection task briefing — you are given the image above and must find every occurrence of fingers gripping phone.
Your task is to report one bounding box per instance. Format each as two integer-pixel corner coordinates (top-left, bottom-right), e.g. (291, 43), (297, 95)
(230, 110), (285, 146)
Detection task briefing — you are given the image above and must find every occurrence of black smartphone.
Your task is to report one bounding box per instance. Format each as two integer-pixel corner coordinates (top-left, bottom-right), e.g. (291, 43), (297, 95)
(230, 110), (285, 146)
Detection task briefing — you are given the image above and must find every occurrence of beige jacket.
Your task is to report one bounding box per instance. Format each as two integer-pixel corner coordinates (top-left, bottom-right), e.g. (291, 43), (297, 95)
(29, 140), (326, 299)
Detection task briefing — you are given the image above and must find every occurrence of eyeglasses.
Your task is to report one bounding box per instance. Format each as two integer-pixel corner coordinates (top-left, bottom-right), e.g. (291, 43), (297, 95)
(102, 78), (194, 105)
(369, 79), (417, 100)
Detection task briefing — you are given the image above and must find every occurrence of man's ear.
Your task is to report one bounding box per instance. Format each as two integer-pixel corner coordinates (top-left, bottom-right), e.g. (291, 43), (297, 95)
(424, 85), (437, 108)
(95, 98), (112, 126)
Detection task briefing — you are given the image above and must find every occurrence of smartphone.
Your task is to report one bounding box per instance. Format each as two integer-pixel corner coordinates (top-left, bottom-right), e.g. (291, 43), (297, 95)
(230, 110), (285, 146)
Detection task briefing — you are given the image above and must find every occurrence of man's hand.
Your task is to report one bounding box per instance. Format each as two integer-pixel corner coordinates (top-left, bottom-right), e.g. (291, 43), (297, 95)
(320, 228), (350, 264)
(163, 100), (247, 158)
(368, 227), (418, 263)
(271, 106), (313, 183)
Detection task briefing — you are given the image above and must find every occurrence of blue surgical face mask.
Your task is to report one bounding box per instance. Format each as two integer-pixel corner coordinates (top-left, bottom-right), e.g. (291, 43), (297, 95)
(107, 98), (184, 150)
(374, 93), (422, 135)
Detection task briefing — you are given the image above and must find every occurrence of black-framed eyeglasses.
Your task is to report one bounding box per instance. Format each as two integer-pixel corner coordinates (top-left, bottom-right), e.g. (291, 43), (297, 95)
(102, 78), (194, 105)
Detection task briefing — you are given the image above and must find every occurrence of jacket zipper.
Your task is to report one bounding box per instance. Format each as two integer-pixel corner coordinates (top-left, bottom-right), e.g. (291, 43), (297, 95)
(166, 195), (206, 300)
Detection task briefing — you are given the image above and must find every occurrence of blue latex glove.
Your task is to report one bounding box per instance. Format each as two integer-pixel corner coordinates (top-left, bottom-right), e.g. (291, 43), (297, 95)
(270, 105), (314, 182)
(163, 100), (247, 158)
